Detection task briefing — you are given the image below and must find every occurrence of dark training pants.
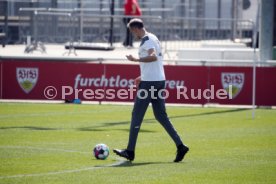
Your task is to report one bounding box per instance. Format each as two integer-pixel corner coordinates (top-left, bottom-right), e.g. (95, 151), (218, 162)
(127, 81), (183, 151)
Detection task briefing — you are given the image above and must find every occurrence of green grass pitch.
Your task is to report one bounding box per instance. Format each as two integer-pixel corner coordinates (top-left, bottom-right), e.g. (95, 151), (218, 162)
(0, 103), (275, 184)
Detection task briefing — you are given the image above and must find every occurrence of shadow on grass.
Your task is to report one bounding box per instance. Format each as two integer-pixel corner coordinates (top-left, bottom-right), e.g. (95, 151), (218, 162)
(111, 161), (174, 167)
(0, 108), (248, 132)
(76, 119), (156, 132)
(77, 127), (157, 133)
(76, 108), (248, 132)
(169, 108), (249, 120)
(0, 126), (60, 131)
(95, 160), (174, 168)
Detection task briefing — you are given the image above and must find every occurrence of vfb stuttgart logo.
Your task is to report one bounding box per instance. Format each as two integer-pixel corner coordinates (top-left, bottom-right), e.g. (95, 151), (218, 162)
(221, 73), (244, 99)
(16, 67), (39, 93)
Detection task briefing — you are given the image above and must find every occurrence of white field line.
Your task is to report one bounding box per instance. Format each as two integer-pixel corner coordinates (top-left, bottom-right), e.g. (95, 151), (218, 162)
(0, 146), (126, 179)
(0, 160), (126, 179)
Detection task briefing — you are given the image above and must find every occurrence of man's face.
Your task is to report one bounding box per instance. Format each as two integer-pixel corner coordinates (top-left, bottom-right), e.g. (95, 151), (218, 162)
(129, 27), (141, 40)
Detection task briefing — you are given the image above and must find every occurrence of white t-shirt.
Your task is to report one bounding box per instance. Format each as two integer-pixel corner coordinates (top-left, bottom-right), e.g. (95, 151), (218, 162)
(138, 32), (165, 81)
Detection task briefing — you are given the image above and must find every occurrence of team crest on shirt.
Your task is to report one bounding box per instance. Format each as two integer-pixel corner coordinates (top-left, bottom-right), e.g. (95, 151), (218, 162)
(221, 73), (244, 99)
(16, 67), (39, 93)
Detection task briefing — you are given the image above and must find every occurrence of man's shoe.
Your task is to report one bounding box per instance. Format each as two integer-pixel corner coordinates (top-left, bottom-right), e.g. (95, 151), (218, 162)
(113, 149), (135, 161)
(174, 144), (189, 162)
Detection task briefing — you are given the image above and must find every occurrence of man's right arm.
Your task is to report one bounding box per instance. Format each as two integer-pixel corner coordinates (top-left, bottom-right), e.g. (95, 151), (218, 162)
(134, 76), (141, 87)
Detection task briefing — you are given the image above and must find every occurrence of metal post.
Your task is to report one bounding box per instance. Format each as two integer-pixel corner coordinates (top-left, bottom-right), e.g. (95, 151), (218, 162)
(260, 0), (274, 62)
(237, 0), (243, 38)
(217, 0), (221, 38)
(33, 11), (37, 45)
(252, 2), (260, 119)
(274, 1), (276, 47)
(51, 0), (57, 42)
(100, 0), (103, 42)
(231, 0), (238, 40)
(162, 0), (165, 18)
(196, 0), (205, 40)
(109, 0), (115, 47)
(30, 1), (35, 43)
(3, 0), (8, 47)
(188, 0), (192, 40)
(78, 0), (83, 42)
(181, 0), (185, 17)
(180, 0), (185, 39)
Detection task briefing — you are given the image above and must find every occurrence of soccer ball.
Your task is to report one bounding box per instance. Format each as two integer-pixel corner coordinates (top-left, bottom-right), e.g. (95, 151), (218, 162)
(93, 143), (109, 160)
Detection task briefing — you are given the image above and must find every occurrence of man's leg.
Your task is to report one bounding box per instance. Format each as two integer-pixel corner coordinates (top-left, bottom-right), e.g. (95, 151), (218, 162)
(150, 81), (182, 146)
(114, 82), (151, 161)
(151, 81), (189, 162)
(151, 97), (183, 147)
(127, 83), (151, 151)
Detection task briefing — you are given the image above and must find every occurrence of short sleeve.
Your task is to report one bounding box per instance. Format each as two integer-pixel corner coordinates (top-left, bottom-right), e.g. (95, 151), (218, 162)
(142, 39), (155, 51)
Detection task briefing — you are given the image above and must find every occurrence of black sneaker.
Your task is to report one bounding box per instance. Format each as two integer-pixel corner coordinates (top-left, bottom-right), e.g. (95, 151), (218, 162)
(174, 144), (189, 162)
(113, 149), (135, 161)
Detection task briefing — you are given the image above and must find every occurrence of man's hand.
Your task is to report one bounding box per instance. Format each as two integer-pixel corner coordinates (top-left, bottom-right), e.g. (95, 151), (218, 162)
(134, 76), (141, 87)
(126, 55), (138, 62)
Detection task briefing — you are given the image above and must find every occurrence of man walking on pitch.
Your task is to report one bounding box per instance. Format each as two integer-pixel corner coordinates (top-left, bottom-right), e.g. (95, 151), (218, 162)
(113, 19), (189, 162)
